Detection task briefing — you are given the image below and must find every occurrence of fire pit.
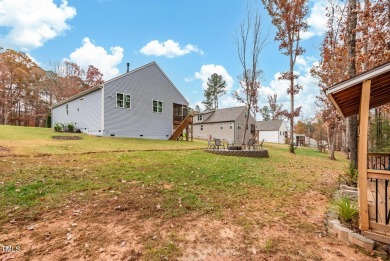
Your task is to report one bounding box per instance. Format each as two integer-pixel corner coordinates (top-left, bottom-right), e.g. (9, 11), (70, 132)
(227, 146), (242, 150)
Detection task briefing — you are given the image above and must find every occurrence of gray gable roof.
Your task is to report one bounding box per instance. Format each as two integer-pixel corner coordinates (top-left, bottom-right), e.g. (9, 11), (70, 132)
(256, 120), (283, 131)
(52, 61), (188, 109)
(200, 106), (247, 123)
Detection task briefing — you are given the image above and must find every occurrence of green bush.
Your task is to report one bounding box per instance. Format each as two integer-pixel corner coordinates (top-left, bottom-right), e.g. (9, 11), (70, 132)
(53, 122), (62, 132)
(67, 123), (75, 132)
(332, 195), (359, 223)
(339, 163), (358, 187)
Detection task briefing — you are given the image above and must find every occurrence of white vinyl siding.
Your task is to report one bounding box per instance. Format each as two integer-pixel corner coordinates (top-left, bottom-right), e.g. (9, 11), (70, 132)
(52, 89), (103, 136)
(103, 63), (188, 139)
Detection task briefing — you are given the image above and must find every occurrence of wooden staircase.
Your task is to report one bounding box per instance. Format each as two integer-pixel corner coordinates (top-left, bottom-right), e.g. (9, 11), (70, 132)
(251, 130), (260, 142)
(169, 115), (193, 141)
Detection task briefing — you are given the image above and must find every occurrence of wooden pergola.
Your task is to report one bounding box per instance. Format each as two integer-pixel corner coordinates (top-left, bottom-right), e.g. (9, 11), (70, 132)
(325, 61), (390, 243)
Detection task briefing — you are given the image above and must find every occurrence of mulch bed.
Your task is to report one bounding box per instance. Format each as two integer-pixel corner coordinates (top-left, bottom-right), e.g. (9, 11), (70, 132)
(52, 136), (83, 140)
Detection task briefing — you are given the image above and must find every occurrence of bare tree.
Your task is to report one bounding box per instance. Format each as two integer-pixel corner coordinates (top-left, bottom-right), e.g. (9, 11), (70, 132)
(347, 0), (358, 169)
(233, 7), (267, 144)
(262, 0), (308, 153)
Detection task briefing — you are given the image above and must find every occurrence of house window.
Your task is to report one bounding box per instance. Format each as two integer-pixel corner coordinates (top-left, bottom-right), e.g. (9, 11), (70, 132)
(245, 111), (247, 118)
(153, 100), (163, 113)
(237, 123), (241, 129)
(116, 93), (131, 108)
(66, 104), (68, 115)
(220, 124), (223, 130)
(280, 131), (282, 135)
(230, 123), (233, 129)
(198, 115), (203, 121)
(200, 124), (203, 131)
(251, 124), (255, 134)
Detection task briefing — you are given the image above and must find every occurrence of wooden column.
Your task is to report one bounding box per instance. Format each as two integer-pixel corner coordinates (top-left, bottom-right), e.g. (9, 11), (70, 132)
(358, 79), (371, 231)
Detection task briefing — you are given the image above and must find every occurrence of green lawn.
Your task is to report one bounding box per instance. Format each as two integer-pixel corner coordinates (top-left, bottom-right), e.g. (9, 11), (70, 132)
(0, 125), (365, 260)
(0, 125), (205, 155)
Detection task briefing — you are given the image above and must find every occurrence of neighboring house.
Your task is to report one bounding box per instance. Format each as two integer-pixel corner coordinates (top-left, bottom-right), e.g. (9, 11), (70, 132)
(256, 120), (288, 143)
(52, 62), (189, 139)
(193, 106), (256, 145)
(292, 133), (318, 147)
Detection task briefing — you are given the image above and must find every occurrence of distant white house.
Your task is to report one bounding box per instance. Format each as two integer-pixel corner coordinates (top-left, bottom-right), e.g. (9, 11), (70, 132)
(293, 133), (318, 147)
(256, 120), (288, 143)
(52, 62), (189, 139)
(193, 106), (256, 145)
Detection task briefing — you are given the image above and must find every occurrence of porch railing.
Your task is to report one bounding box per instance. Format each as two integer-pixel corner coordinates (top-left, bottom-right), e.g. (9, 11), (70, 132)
(367, 153), (390, 235)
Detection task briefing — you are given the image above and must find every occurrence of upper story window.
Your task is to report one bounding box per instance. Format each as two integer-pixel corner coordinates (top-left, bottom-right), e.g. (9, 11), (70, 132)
(198, 115), (203, 121)
(153, 100), (163, 113)
(66, 104), (69, 115)
(116, 93), (131, 109)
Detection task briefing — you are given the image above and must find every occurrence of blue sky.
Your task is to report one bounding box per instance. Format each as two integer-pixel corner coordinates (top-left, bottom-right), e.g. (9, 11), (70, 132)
(0, 0), (329, 119)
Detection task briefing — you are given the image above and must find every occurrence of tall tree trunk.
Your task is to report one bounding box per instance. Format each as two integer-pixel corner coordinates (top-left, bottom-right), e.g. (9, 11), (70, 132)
(242, 107), (250, 145)
(348, 0), (358, 169)
(289, 60), (295, 153)
(330, 124), (337, 160)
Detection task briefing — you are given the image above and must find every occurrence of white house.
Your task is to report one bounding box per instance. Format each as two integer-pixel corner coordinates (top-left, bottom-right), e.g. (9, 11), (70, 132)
(256, 120), (288, 143)
(52, 62), (189, 139)
(193, 106), (256, 145)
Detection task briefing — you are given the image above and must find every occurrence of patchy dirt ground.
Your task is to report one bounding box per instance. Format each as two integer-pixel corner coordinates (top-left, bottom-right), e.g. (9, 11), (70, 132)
(0, 140), (381, 260)
(0, 189), (376, 260)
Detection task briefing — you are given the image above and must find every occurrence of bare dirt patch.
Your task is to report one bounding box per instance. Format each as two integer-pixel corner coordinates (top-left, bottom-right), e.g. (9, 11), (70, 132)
(0, 191), (374, 261)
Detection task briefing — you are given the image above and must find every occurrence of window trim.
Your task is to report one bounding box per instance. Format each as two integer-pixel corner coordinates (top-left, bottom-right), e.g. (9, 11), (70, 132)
(153, 100), (163, 113)
(116, 92), (131, 109)
(197, 114), (203, 121)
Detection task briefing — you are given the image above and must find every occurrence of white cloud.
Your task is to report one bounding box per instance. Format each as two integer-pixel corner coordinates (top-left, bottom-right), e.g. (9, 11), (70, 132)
(67, 37), (124, 80)
(301, 0), (328, 40)
(260, 56), (320, 118)
(191, 101), (206, 112)
(192, 64), (234, 92)
(219, 95), (244, 109)
(0, 0), (76, 50)
(140, 39), (204, 58)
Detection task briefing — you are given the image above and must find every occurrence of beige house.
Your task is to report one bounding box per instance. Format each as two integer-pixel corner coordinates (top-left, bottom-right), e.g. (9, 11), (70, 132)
(193, 106), (256, 144)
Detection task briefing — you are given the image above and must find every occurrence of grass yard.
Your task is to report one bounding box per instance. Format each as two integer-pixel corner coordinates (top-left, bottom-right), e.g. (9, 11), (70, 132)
(0, 126), (374, 260)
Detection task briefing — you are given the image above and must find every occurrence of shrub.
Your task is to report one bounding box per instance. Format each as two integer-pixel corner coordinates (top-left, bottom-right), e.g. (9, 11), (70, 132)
(67, 123), (75, 132)
(339, 163), (358, 187)
(332, 195), (359, 223)
(53, 122), (63, 132)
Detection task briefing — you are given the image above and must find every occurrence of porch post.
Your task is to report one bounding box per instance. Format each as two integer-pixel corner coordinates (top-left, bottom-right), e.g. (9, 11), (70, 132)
(358, 79), (371, 231)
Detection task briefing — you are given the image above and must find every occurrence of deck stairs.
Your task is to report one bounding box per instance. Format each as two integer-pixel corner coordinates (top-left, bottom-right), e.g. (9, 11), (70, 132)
(169, 115), (193, 140)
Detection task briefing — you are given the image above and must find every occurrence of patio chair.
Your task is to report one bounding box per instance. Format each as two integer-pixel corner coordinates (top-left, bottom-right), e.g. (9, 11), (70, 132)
(214, 138), (225, 150)
(207, 140), (215, 149)
(246, 139), (256, 150)
(259, 139), (265, 150)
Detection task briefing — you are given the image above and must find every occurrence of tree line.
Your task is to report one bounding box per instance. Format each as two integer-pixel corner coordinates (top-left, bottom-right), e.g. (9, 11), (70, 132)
(0, 48), (104, 127)
(200, 0), (389, 162)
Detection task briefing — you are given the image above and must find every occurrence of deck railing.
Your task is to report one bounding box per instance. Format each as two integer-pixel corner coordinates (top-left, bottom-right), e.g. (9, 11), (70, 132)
(367, 153), (390, 235)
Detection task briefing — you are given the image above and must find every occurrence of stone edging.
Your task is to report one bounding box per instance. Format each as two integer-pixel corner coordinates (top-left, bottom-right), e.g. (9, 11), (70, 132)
(326, 185), (375, 252)
(204, 149), (269, 158)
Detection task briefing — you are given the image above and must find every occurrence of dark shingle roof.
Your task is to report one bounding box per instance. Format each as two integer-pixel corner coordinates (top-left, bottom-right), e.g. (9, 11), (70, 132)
(201, 106), (246, 123)
(256, 120), (283, 131)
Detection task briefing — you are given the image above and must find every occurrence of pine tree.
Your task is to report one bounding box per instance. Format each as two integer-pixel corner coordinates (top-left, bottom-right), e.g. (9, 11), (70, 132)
(202, 73), (226, 111)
